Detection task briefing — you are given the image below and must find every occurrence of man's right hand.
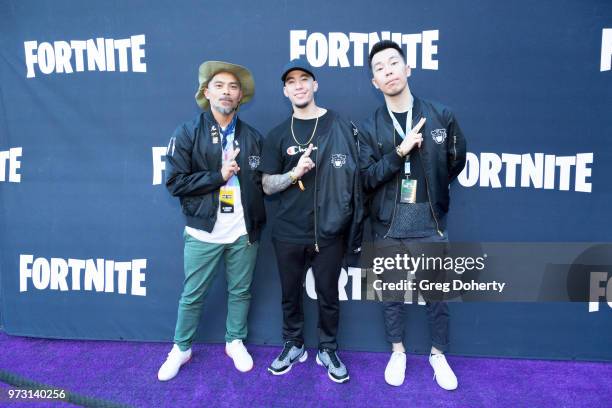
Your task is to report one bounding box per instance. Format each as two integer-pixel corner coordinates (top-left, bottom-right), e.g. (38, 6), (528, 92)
(397, 117), (426, 157)
(293, 144), (315, 178)
(221, 148), (240, 181)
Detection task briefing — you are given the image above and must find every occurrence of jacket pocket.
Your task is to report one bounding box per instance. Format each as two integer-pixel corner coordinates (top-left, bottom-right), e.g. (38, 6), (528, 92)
(181, 196), (201, 216)
(196, 194), (214, 217)
(181, 195), (213, 217)
(372, 182), (394, 223)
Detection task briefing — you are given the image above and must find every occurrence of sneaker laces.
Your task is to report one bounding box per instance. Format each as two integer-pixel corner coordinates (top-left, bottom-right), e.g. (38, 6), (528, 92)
(230, 340), (249, 357)
(278, 341), (295, 361)
(389, 351), (405, 367)
(167, 346), (185, 360)
(431, 353), (445, 365)
(430, 354), (448, 374)
(322, 349), (341, 368)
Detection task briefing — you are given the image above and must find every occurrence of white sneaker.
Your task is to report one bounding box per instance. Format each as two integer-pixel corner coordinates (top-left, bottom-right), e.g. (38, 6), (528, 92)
(157, 344), (192, 381)
(225, 339), (253, 372)
(429, 353), (458, 390)
(384, 351), (406, 386)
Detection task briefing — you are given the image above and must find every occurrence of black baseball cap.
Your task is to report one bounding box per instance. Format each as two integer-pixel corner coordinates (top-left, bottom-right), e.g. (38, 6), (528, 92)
(281, 58), (316, 82)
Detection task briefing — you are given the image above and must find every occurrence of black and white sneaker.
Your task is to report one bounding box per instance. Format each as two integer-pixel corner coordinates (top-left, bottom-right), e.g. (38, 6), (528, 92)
(316, 348), (350, 383)
(268, 341), (308, 375)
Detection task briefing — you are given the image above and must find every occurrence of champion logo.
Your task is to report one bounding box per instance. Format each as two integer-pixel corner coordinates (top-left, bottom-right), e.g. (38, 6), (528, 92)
(431, 128), (447, 144)
(331, 154), (346, 168)
(287, 145), (317, 156)
(248, 156), (260, 169)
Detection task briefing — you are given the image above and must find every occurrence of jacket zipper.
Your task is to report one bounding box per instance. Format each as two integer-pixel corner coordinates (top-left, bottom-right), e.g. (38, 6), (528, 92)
(243, 176), (252, 246)
(234, 152), (251, 245)
(418, 150), (443, 237)
(453, 135), (457, 161)
(314, 141), (320, 252)
(237, 154), (253, 246)
(384, 130), (401, 239)
(229, 121), (252, 246)
(383, 174), (400, 239)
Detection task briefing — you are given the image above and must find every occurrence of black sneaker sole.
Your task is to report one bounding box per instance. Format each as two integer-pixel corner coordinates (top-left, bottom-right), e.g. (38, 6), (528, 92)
(316, 354), (350, 384)
(327, 372), (350, 384)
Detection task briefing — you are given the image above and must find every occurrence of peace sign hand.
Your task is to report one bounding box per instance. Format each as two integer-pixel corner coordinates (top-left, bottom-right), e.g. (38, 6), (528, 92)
(293, 144), (315, 178)
(397, 117), (426, 157)
(221, 148), (240, 181)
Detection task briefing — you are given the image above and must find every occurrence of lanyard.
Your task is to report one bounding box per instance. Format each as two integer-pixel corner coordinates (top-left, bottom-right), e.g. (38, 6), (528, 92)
(220, 114), (238, 150)
(387, 102), (413, 177)
(387, 103), (413, 140)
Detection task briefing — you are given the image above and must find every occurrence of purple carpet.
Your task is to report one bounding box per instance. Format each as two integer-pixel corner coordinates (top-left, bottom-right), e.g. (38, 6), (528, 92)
(0, 332), (610, 408)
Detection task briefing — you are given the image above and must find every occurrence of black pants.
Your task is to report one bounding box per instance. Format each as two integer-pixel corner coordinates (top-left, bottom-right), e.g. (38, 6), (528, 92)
(375, 233), (450, 352)
(272, 238), (344, 351)
(383, 300), (449, 352)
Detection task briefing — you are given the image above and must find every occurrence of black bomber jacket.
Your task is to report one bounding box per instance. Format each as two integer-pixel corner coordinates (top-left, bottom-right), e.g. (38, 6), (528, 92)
(265, 110), (364, 254)
(358, 96), (467, 238)
(165, 110), (266, 243)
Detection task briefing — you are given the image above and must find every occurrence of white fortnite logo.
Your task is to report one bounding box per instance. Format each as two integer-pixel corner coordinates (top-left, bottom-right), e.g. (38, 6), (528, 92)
(458, 152), (593, 193)
(306, 268), (362, 301)
(24, 35), (147, 78)
(20, 255), (147, 296)
(601, 29), (612, 72)
(290, 30), (439, 70)
(0, 147), (22, 183)
(589, 272), (612, 312)
(152, 146), (167, 185)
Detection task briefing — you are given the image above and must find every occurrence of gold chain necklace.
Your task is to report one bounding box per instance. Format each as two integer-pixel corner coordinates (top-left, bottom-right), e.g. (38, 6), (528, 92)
(290, 113), (319, 146)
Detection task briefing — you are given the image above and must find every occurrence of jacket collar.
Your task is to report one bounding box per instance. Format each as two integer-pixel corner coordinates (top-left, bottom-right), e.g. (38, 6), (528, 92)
(380, 94), (423, 126)
(203, 109), (242, 138)
(286, 108), (336, 141)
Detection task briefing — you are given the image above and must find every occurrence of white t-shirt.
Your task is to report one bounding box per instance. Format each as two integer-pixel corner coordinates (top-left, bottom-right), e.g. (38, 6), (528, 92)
(185, 124), (247, 244)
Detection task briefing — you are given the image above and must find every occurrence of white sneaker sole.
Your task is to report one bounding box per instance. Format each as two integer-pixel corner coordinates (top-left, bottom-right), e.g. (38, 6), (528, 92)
(430, 357), (458, 390)
(267, 350), (308, 376)
(385, 361), (406, 387)
(225, 347), (253, 373)
(433, 372), (458, 391)
(316, 354), (350, 384)
(157, 355), (191, 382)
(384, 374), (405, 387)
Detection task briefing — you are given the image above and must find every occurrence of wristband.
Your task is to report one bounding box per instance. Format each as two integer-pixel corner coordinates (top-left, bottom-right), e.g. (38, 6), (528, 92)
(289, 167), (298, 184)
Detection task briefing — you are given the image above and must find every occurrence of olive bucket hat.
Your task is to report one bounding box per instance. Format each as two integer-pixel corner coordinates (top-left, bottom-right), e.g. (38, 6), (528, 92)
(194, 60), (255, 110)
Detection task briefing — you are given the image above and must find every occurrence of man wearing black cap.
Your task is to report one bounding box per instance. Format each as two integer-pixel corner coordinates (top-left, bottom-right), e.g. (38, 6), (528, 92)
(359, 41), (466, 390)
(259, 58), (363, 384)
(158, 61), (266, 381)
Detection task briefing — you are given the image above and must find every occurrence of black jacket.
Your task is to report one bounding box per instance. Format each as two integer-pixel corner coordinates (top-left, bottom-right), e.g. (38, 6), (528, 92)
(266, 110), (364, 253)
(314, 112), (364, 253)
(358, 96), (467, 238)
(165, 110), (266, 243)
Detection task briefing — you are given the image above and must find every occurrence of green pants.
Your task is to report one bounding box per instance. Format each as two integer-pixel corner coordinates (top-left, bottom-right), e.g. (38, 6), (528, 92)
(173, 233), (259, 351)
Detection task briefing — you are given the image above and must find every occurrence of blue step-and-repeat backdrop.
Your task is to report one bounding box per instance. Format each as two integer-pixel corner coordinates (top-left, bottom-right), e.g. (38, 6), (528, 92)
(1, 1), (611, 360)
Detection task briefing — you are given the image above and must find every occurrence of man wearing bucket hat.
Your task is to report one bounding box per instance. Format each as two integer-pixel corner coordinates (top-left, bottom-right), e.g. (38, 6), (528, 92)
(259, 58), (364, 384)
(158, 61), (266, 381)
